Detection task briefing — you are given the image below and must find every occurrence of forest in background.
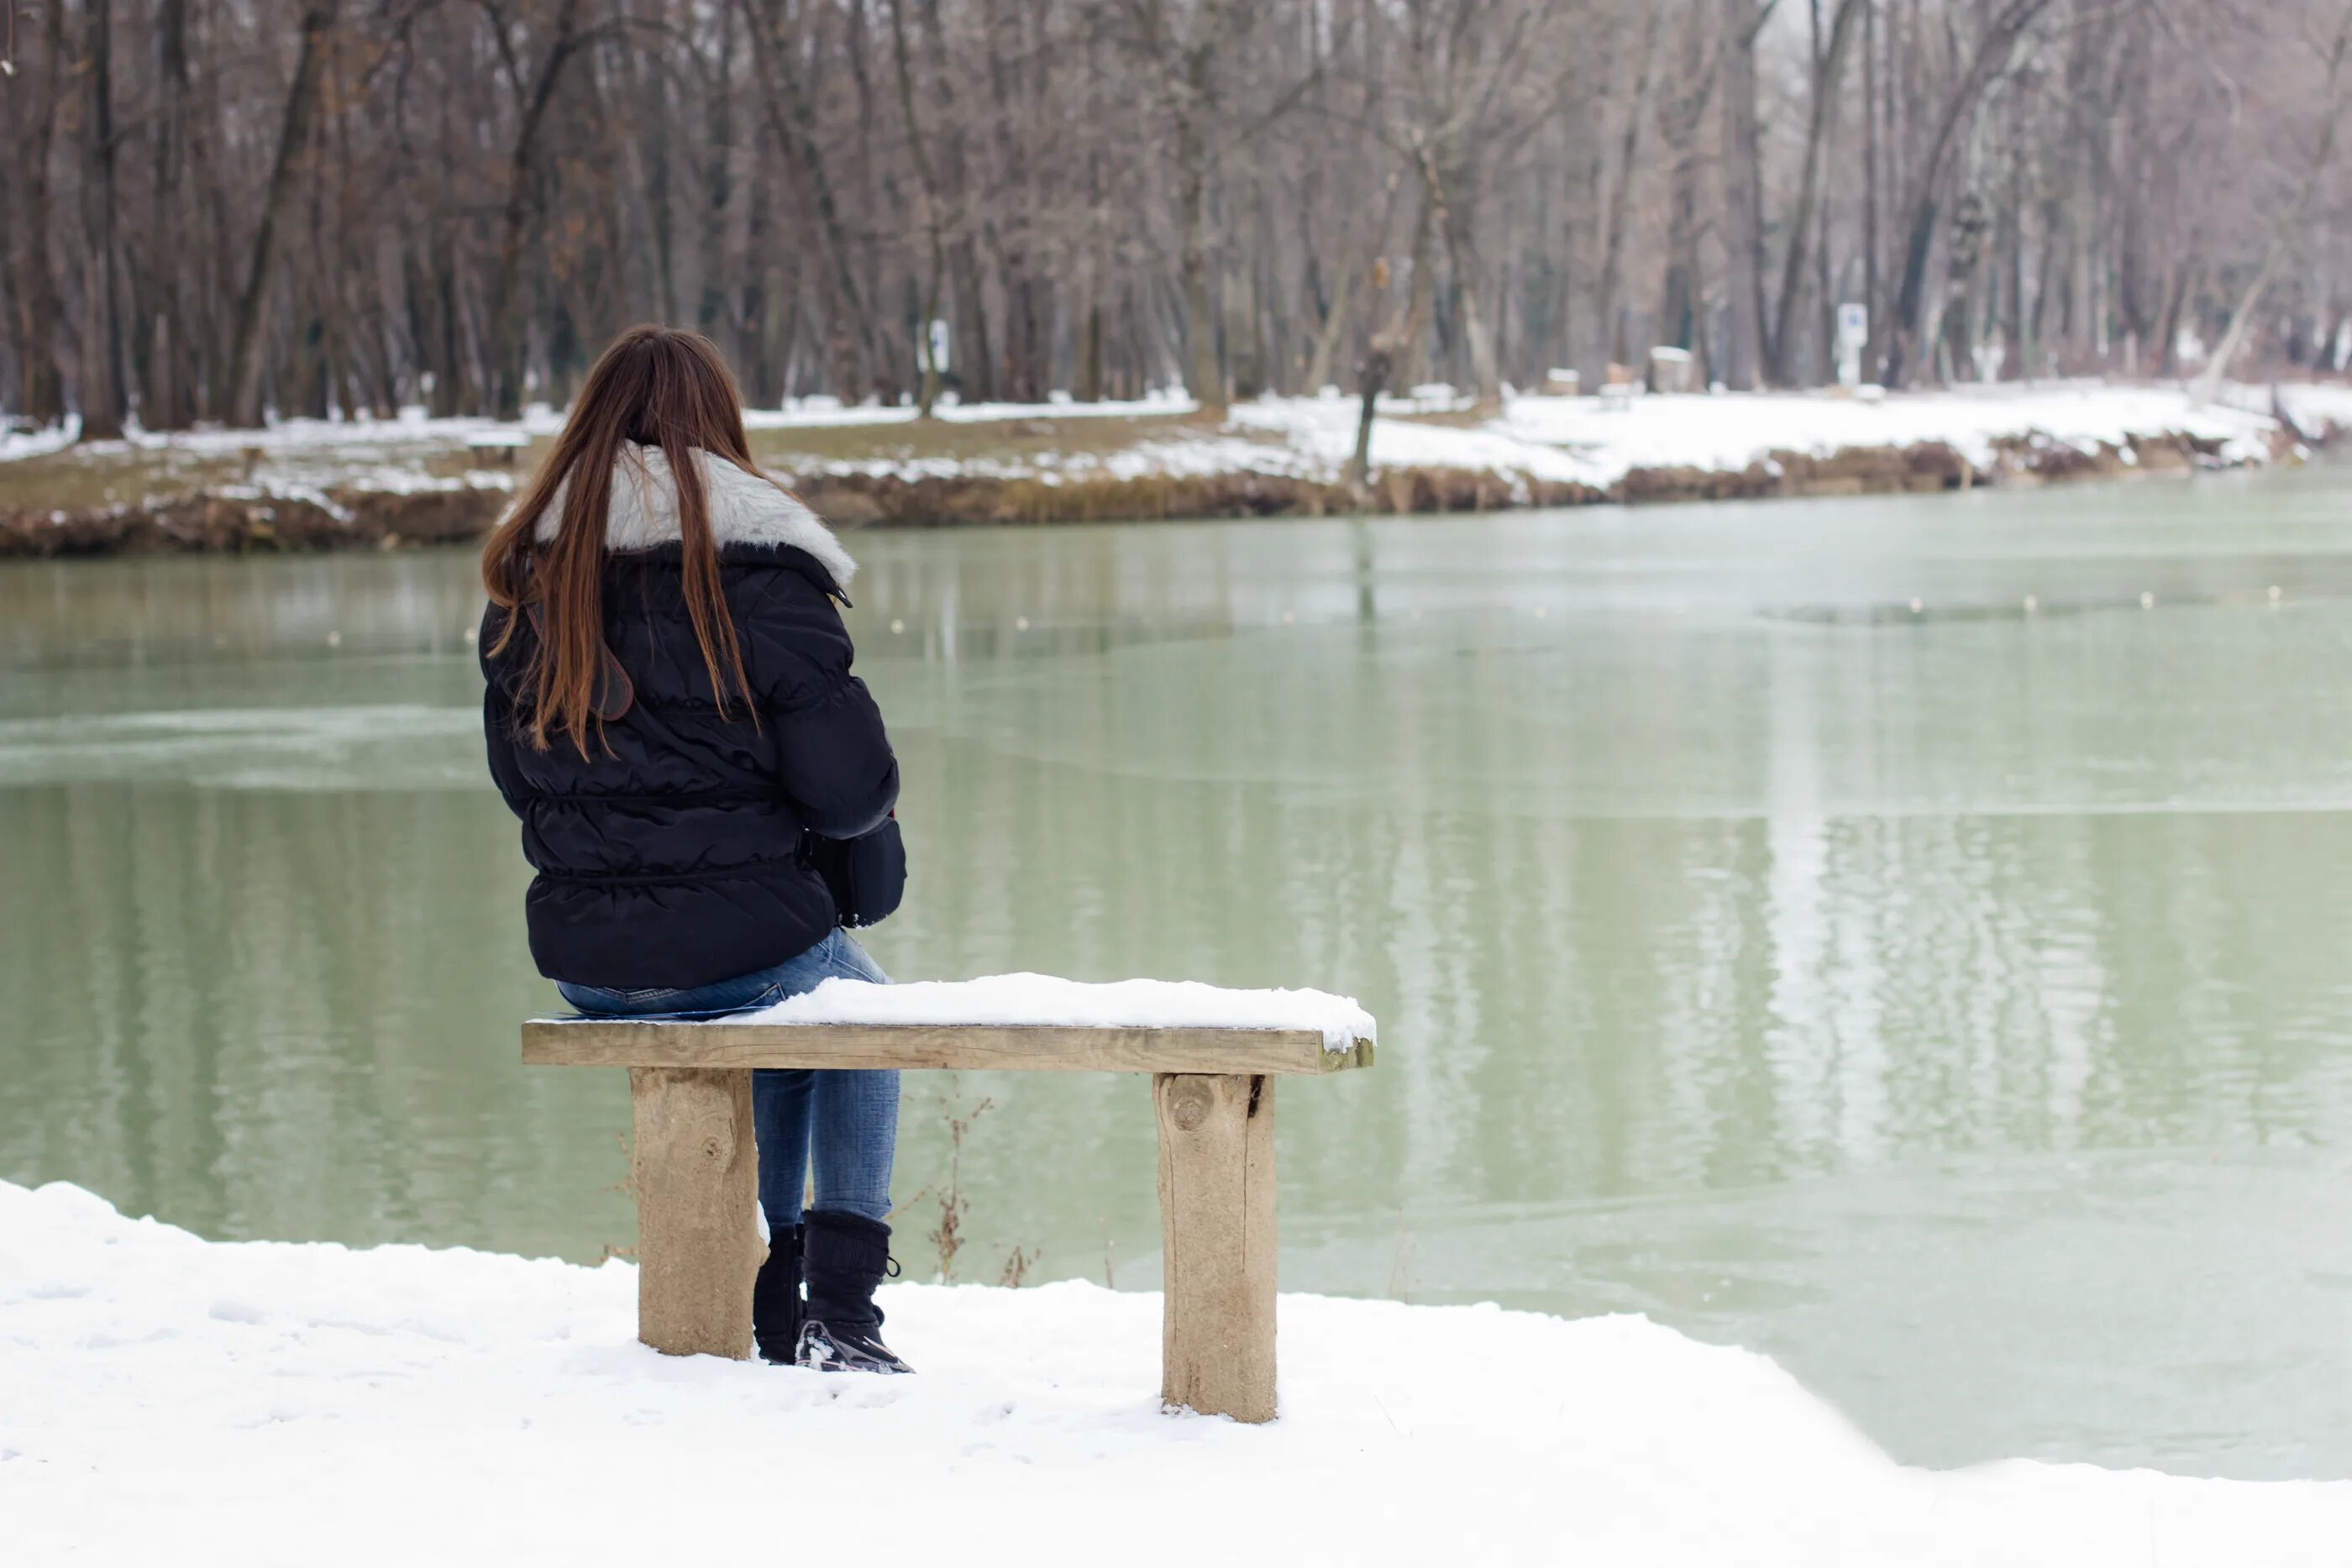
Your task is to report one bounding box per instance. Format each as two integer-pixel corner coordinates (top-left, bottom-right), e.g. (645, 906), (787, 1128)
(5, 0), (2352, 438)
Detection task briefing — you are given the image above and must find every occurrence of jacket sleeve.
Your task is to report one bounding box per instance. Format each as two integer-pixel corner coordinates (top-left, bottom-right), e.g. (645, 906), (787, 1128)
(740, 570), (900, 840)
(478, 603), (534, 821)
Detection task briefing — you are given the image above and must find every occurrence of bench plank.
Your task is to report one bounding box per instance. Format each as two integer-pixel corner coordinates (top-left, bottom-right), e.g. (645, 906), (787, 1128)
(523, 1020), (1373, 1075)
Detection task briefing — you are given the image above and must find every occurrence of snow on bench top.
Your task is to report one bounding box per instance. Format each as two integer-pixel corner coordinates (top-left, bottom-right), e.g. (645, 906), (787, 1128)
(737, 973), (1376, 1052)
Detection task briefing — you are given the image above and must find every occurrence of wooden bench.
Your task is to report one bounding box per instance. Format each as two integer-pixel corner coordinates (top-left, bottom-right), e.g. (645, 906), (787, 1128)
(522, 1015), (1374, 1422)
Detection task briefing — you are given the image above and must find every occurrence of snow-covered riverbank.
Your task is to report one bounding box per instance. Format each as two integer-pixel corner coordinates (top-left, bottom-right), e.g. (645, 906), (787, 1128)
(3, 1180), (2344, 1566)
(7, 380), (2352, 555)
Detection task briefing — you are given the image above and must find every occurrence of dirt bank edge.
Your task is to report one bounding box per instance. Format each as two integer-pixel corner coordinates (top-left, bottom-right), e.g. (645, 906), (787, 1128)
(0, 427), (2313, 559)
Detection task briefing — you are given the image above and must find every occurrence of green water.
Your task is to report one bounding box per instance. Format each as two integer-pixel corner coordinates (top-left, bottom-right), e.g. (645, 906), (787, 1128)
(6, 472), (2352, 1479)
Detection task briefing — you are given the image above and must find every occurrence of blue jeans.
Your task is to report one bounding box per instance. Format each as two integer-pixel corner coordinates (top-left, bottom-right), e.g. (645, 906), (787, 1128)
(556, 929), (898, 1228)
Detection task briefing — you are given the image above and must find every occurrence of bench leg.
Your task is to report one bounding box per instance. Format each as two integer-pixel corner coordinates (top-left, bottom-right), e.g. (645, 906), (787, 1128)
(1153, 1072), (1277, 1422)
(628, 1066), (761, 1360)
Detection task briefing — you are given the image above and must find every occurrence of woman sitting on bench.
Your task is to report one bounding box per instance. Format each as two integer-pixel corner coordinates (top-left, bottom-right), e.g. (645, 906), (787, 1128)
(479, 324), (911, 1376)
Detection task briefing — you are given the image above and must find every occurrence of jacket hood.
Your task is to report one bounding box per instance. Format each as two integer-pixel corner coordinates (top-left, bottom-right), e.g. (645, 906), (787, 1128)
(533, 444), (857, 587)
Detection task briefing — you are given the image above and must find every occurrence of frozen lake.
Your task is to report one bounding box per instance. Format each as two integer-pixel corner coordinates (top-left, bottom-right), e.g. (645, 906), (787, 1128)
(6, 467), (2351, 1479)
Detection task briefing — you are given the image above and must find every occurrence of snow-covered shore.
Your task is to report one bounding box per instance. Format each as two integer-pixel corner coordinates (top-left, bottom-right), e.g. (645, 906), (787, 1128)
(9, 379), (2347, 485)
(1238, 379), (2352, 491)
(3, 1180), (2344, 1566)
(7, 380), (2352, 554)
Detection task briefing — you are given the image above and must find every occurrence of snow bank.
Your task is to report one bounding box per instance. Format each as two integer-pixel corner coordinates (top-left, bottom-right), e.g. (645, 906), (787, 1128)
(5, 406), (559, 462)
(2270, 380), (2352, 434)
(10, 381), (2349, 504)
(1231, 394), (1597, 485)
(1501, 382), (2289, 481)
(742, 973), (1376, 1051)
(743, 388), (1199, 427)
(0, 421), (80, 464)
(1232, 381), (2301, 490)
(3, 1181), (2344, 1566)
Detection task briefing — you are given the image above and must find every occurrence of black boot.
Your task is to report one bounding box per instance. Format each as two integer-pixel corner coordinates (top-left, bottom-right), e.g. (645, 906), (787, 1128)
(795, 1209), (912, 1374)
(751, 1225), (803, 1366)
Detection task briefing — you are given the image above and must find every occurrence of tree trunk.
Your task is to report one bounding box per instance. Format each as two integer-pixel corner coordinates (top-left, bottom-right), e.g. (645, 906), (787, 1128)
(1302, 264), (1355, 394)
(1225, 242), (1264, 400)
(1562, 21), (1609, 393)
(6, 0), (71, 426)
(1073, 39), (1112, 405)
(485, 0), (582, 419)
(886, 0), (947, 416)
(1861, 0), (1882, 381)
(1173, 18), (1227, 418)
(2000, 119), (2027, 380)
(1657, 5), (1713, 361)
(912, 0), (990, 402)
(1428, 146), (1500, 415)
(1076, 294), (1105, 402)
(1347, 340), (1393, 491)
(1590, 6), (1662, 389)
(1718, 0), (1767, 391)
(76, 0), (127, 440)
(223, 1), (338, 427)
(1177, 113), (1223, 416)
(696, 1), (737, 349)
(741, 123), (780, 405)
(1882, 0), (2057, 390)
(2192, 6), (2352, 403)
(632, 4), (679, 324)
(1394, 187), (1436, 395)
(982, 0), (1047, 404)
(141, 0), (194, 430)
(1940, 192), (1990, 380)
(1767, 0), (1865, 386)
(746, 0), (878, 399)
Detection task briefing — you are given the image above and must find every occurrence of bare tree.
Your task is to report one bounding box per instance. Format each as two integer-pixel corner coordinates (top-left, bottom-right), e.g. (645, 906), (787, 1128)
(1766, 0), (1865, 385)
(1882, 0), (2057, 389)
(76, 0), (126, 439)
(223, 2), (338, 428)
(4, 0), (71, 425)
(1718, 0), (1773, 391)
(2192, 3), (2352, 403)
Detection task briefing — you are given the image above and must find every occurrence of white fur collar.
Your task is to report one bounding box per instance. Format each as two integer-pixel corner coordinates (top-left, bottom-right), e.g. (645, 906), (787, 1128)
(533, 445), (856, 587)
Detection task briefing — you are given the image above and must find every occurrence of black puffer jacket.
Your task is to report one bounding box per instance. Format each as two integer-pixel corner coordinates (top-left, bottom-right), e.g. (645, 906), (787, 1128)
(480, 446), (898, 989)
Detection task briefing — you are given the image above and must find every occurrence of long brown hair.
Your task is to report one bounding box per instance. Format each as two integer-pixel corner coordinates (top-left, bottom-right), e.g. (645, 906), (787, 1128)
(480, 325), (767, 757)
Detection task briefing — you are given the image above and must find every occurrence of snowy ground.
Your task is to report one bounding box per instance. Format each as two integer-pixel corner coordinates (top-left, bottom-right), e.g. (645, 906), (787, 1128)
(9, 381), (2352, 513)
(1234, 380), (2352, 490)
(4, 1181), (2346, 1566)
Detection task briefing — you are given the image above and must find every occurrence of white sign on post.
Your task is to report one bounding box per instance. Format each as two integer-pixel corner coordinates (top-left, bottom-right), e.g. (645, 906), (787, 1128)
(1836, 303), (1868, 388)
(929, 319), (952, 374)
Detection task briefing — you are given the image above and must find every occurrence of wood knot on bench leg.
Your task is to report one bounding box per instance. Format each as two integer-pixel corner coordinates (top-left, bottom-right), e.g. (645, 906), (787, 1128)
(1167, 1077), (1216, 1131)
